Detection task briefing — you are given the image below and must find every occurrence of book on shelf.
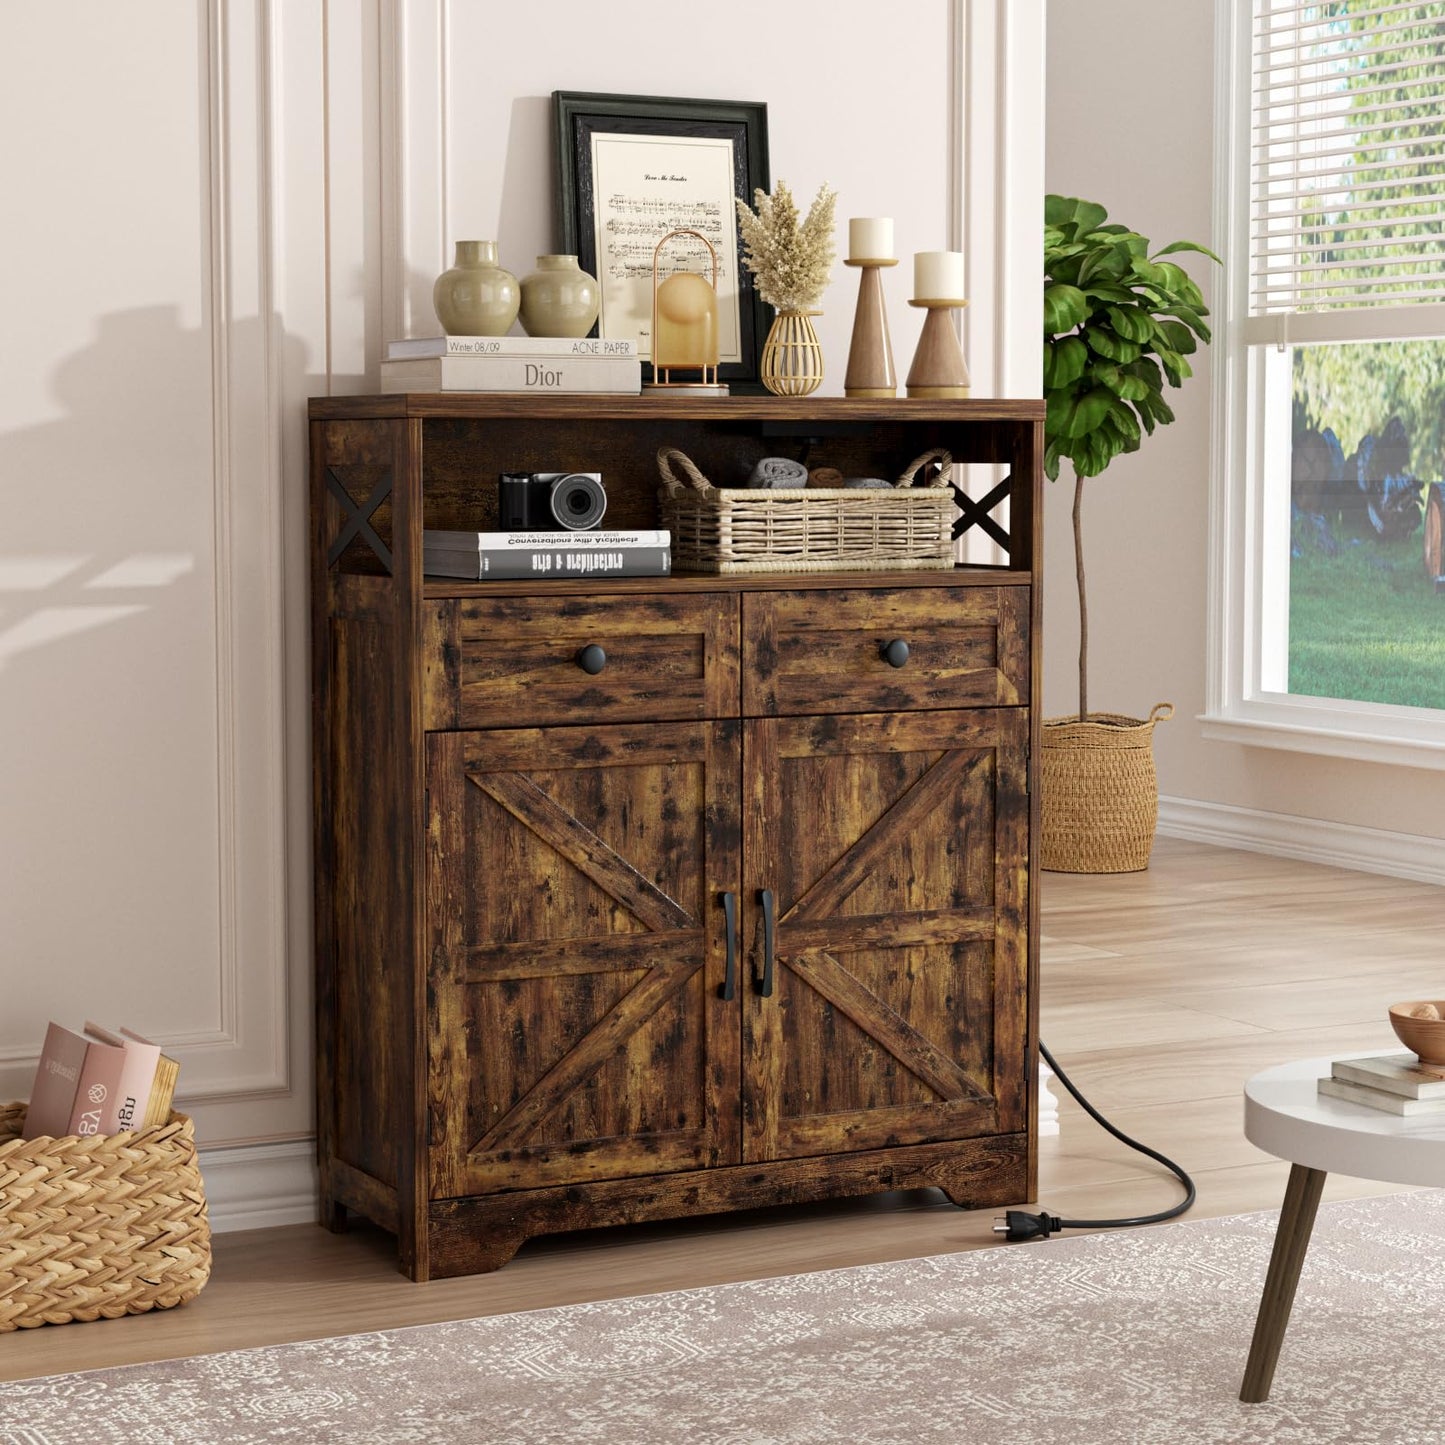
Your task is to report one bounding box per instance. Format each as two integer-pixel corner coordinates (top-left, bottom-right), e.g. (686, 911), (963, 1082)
(380, 355), (641, 395)
(21, 1021), (91, 1139)
(387, 335), (637, 361)
(21, 1020), (181, 1139)
(1316, 1075), (1445, 1115)
(1330, 1052), (1445, 1100)
(425, 528), (670, 551)
(423, 543), (671, 580)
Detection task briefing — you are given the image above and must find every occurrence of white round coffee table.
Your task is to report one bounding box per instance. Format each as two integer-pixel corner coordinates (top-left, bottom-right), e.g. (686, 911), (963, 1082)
(1240, 1054), (1445, 1402)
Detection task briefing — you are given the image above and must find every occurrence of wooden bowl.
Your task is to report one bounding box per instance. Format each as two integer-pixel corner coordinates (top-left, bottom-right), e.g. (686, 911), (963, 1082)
(1389, 1002), (1445, 1065)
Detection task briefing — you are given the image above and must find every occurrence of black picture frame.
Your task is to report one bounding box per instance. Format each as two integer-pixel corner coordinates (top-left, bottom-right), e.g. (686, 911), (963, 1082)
(555, 90), (770, 391)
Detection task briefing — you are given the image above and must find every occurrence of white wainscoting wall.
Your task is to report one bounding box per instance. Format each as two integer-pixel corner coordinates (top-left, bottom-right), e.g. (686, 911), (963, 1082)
(2, 0), (1042, 1232)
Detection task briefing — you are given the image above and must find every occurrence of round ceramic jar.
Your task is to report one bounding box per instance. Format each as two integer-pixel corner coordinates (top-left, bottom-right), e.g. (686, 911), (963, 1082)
(433, 241), (520, 336)
(518, 255), (600, 338)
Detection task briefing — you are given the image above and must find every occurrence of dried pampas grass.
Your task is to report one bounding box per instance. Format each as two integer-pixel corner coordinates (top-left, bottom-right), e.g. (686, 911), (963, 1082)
(735, 181), (837, 313)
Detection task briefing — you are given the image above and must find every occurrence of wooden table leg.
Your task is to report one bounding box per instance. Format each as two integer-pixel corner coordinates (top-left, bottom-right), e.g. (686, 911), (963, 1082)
(1240, 1163), (1326, 1403)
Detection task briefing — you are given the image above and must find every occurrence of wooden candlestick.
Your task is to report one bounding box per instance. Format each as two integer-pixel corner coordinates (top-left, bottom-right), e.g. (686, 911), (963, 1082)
(843, 257), (898, 398)
(905, 299), (970, 399)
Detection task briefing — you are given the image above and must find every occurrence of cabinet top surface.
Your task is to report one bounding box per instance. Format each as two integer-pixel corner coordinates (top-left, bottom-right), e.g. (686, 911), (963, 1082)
(307, 394), (1046, 423)
(419, 567), (1032, 599)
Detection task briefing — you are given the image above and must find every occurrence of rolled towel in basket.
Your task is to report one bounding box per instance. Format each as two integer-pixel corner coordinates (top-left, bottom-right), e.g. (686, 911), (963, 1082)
(746, 456), (809, 489)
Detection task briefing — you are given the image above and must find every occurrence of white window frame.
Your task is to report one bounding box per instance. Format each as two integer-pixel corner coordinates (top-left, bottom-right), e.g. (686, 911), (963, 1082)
(1204, 0), (1445, 771)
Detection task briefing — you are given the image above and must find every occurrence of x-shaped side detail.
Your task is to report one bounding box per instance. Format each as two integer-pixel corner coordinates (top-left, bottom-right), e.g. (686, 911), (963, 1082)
(326, 466), (394, 572)
(952, 472), (1012, 551)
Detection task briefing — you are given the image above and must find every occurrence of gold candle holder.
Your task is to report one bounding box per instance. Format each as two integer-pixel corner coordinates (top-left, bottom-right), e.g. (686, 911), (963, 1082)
(905, 298), (971, 399)
(843, 257), (898, 398)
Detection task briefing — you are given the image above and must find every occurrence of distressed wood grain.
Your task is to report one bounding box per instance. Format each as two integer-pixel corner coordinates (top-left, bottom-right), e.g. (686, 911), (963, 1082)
(311, 396), (1040, 1279)
(743, 588), (1030, 716)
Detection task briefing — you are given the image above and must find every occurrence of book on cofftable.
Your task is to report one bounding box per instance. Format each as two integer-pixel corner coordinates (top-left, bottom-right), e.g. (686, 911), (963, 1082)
(1331, 1052), (1445, 1099)
(380, 355), (641, 395)
(21, 1021), (91, 1139)
(1317, 1075), (1445, 1115)
(387, 335), (637, 360)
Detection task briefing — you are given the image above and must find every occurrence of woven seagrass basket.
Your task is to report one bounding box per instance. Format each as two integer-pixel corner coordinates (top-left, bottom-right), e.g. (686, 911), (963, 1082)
(0, 1103), (211, 1331)
(657, 446), (956, 574)
(1040, 704), (1174, 873)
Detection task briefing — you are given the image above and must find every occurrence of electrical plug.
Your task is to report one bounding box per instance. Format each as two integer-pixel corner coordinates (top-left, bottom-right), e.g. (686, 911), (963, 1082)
(992, 1209), (1064, 1242)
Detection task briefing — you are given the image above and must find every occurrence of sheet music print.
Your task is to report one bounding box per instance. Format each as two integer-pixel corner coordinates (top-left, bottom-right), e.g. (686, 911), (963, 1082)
(590, 133), (743, 363)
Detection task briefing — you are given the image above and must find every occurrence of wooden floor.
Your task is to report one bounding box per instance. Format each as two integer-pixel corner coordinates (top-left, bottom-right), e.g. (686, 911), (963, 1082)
(6, 838), (1439, 1382)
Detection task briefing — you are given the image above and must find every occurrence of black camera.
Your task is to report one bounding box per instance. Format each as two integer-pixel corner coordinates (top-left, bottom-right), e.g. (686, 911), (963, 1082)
(497, 471), (607, 531)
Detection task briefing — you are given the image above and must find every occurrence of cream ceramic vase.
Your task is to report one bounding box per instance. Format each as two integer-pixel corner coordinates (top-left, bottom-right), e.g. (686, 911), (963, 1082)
(518, 255), (600, 338)
(433, 240), (519, 337)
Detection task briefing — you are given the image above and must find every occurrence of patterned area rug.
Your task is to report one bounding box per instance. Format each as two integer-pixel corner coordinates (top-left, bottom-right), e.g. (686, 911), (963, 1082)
(5, 1190), (1442, 1444)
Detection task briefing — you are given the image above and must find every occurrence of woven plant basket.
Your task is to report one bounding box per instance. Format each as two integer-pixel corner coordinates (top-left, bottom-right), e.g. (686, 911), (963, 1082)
(0, 1103), (211, 1331)
(657, 446), (955, 574)
(1040, 704), (1174, 874)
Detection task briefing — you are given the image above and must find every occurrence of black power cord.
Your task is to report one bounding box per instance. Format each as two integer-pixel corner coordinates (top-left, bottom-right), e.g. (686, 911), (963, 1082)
(993, 1039), (1197, 1242)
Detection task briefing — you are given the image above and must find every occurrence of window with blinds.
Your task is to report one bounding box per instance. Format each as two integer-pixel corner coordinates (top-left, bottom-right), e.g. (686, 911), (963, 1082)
(1252, 0), (1445, 315)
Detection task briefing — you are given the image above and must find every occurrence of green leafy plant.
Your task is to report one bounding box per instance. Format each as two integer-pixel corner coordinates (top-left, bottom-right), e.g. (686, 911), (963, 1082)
(1044, 195), (1219, 719)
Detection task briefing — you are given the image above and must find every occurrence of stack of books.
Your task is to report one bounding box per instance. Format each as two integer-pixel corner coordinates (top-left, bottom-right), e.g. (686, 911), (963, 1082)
(23, 1020), (180, 1140)
(424, 528), (671, 580)
(1317, 1053), (1445, 1115)
(381, 335), (641, 395)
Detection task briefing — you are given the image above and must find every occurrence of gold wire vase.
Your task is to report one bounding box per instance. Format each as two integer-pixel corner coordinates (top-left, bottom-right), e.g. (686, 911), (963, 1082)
(761, 309), (824, 397)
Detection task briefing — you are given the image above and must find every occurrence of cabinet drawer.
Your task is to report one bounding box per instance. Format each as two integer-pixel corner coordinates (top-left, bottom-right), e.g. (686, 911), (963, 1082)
(423, 593), (740, 729)
(743, 586), (1029, 716)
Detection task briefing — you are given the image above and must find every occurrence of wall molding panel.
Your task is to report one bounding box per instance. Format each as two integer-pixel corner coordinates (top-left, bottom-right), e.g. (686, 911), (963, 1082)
(190, 0), (294, 1106)
(384, 0), (448, 346)
(3, 0), (302, 1141)
(952, 0), (1045, 564)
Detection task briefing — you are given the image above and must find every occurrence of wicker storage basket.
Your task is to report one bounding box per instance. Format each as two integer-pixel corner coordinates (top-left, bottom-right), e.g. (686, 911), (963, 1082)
(657, 446), (956, 574)
(0, 1103), (211, 1331)
(1040, 704), (1174, 874)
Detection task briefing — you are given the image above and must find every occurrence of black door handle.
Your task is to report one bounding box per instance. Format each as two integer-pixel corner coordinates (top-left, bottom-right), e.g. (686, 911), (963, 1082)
(881, 638), (910, 668)
(758, 888), (776, 997)
(576, 643), (607, 674)
(720, 891), (737, 1001)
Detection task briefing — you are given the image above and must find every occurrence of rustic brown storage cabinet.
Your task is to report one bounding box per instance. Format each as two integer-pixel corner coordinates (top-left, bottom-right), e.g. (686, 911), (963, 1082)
(309, 394), (1043, 1279)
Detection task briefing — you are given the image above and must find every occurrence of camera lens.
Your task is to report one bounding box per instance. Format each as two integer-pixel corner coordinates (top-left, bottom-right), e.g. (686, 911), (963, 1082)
(547, 473), (606, 530)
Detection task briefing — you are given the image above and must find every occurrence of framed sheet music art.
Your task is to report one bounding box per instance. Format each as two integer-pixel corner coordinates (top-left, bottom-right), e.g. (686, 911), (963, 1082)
(554, 91), (771, 390)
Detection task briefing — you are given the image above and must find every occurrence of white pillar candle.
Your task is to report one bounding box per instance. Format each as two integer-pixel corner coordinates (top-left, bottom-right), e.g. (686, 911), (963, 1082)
(913, 250), (965, 301)
(848, 217), (894, 261)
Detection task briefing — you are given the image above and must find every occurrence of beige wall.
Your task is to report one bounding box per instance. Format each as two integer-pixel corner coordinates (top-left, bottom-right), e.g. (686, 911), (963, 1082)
(2, 2), (1042, 1191)
(1044, 0), (1445, 840)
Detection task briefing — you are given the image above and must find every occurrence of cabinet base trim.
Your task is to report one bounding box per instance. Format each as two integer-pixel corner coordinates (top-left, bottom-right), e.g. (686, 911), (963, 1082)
(415, 1134), (1029, 1280)
(328, 1157), (399, 1233)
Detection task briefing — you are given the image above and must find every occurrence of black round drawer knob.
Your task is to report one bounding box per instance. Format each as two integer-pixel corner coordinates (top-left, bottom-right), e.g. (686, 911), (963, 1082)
(881, 638), (911, 668)
(576, 643), (608, 675)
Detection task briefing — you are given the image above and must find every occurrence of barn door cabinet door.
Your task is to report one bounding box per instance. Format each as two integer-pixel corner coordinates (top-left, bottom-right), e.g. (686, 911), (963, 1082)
(425, 721), (743, 1198)
(741, 709), (1029, 1162)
